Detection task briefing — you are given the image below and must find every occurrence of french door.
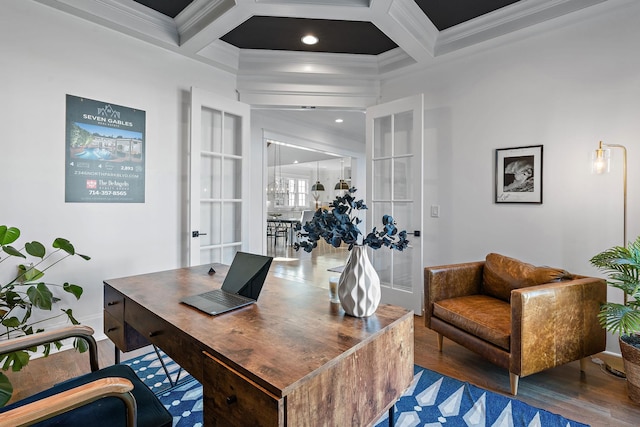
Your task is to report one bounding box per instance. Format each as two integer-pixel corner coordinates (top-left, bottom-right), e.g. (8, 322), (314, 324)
(366, 94), (424, 314)
(189, 87), (250, 266)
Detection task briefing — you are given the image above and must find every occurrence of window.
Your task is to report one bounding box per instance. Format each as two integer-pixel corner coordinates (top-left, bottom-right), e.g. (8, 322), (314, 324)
(285, 177), (308, 207)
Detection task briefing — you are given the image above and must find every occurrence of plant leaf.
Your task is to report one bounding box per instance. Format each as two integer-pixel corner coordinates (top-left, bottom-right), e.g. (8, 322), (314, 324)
(24, 241), (46, 258)
(2, 351), (30, 372)
(18, 264), (44, 282)
(62, 308), (80, 325)
(0, 371), (13, 407)
(26, 283), (54, 311)
(0, 226), (20, 246)
(63, 283), (83, 300)
(1, 316), (21, 328)
(74, 337), (89, 353)
(2, 245), (26, 259)
(52, 238), (75, 255)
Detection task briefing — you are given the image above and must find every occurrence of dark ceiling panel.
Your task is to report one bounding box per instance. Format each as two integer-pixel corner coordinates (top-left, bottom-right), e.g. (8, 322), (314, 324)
(413, 0), (521, 31)
(133, 0), (522, 54)
(220, 16), (398, 55)
(133, 0), (193, 19)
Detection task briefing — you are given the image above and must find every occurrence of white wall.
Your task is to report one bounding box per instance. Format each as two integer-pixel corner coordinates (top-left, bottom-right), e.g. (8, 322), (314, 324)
(381, 0), (640, 352)
(1, 0), (237, 338)
(4, 0), (638, 356)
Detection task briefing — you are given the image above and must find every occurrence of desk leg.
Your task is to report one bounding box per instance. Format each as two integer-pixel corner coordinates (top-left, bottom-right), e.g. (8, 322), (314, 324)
(115, 347), (120, 364)
(389, 405), (395, 427)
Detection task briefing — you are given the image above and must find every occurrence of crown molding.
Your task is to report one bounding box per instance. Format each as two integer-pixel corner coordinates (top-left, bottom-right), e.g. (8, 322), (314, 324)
(435, 0), (607, 56)
(35, 0), (179, 46)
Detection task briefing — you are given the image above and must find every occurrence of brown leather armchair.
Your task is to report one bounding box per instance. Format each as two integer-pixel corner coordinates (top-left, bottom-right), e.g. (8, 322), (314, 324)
(424, 253), (606, 395)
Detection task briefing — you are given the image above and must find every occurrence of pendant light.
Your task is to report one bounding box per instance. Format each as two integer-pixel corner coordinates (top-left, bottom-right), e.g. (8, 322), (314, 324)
(266, 140), (289, 206)
(311, 162), (325, 192)
(334, 158), (349, 190)
(311, 161), (325, 209)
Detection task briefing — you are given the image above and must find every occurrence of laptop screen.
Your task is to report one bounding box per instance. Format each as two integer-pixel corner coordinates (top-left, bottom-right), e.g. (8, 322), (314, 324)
(221, 251), (273, 299)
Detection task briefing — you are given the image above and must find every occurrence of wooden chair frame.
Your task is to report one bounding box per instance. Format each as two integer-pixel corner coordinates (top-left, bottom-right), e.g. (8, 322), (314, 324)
(0, 325), (138, 427)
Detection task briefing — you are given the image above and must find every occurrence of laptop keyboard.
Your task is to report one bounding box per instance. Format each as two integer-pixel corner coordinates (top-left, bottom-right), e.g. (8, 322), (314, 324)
(200, 290), (252, 305)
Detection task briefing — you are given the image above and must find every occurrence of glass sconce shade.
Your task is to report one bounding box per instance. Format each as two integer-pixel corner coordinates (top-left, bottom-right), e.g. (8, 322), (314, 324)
(592, 145), (610, 174)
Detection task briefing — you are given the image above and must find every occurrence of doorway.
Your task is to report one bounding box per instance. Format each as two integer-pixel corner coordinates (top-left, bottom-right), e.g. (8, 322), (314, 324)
(253, 108), (367, 258)
(265, 140), (352, 259)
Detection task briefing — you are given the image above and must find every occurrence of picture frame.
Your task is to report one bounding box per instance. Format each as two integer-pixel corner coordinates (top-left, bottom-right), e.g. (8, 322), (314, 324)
(495, 145), (543, 204)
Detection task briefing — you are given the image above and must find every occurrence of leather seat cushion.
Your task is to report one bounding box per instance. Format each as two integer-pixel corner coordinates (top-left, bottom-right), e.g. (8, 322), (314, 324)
(433, 295), (511, 350)
(482, 253), (572, 302)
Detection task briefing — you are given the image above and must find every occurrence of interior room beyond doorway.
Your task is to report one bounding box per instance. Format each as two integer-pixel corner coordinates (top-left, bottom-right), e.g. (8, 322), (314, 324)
(266, 140), (352, 254)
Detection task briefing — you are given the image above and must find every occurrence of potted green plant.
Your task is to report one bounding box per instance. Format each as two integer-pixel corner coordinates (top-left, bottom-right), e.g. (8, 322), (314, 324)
(590, 235), (640, 404)
(295, 188), (409, 317)
(0, 225), (90, 406)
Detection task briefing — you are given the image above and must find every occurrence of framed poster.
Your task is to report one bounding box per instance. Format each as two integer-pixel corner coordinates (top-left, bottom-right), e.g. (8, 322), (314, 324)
(495, 145), (543, 204)
(65, 95), (146, 203)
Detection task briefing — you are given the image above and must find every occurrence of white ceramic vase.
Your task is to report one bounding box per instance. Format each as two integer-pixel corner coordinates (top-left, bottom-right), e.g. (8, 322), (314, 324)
(338, 246), (381, 317)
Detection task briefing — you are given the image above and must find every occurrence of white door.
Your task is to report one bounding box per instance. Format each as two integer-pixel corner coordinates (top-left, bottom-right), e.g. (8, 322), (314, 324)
(366, 94), (424, 314)
(189, 87), (250, 266)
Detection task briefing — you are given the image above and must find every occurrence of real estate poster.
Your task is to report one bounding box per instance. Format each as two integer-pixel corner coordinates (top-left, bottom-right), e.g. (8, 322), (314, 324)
(65, 95), (146, 203)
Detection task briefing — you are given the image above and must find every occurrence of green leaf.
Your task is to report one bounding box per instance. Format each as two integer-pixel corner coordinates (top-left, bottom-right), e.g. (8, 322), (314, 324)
(18, 264), (44, 282)
(0, 371), (13, 407)
(78, 253), (91, 261)
(63, 283), (83, 300)
(26, 283), (53, 310)
(52, 238), (75, 255)
(25, 241), (46, 258)
(2, 351), (30, 372)
(2, 245), (26, 259)
(1, 316), (21, 328)
(0, 226), (20, 246)
(63, 308), (80, 325)
(75, 337), (89, 353)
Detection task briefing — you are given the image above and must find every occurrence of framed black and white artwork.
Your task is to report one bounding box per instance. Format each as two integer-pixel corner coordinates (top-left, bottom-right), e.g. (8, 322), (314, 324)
(495, 145), (543, 204)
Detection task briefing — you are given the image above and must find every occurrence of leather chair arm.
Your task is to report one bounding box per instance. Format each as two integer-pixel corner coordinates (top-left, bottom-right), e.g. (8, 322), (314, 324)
(0, 377), (136, 427)
(510, 277), (607, 377)
(424, 261), (484, 326)
(0, 325), (99, 372)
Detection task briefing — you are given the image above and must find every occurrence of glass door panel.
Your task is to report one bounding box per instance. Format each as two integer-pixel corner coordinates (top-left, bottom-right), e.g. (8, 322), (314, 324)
(366, 95), (423, 313)
(190, 88), (250, 266)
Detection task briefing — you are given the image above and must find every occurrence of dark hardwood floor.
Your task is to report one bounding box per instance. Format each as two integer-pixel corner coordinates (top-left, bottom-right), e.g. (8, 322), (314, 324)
(5, 243), (640, 426)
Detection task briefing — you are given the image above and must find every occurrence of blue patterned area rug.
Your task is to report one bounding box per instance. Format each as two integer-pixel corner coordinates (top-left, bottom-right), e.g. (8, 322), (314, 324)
(123, 352), (588, 427)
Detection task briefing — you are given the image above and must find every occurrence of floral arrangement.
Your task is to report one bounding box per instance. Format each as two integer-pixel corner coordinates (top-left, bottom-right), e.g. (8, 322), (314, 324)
(294, 188), (409, 252)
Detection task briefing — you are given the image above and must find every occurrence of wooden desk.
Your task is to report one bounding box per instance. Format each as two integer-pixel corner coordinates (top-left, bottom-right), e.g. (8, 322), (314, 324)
(104, 264), (414, 426)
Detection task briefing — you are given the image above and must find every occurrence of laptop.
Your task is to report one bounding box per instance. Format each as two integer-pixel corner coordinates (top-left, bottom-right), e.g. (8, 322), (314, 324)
(181, 251), (273, 315)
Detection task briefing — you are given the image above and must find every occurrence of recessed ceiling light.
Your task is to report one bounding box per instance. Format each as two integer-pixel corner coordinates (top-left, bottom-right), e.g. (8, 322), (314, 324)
(301, 35), (319, 45)
(335, 118), (343, 123)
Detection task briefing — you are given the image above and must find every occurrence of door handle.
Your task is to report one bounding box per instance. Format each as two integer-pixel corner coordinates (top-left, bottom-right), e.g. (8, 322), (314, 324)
(407, 230), (420, 237)
(192, 231), (208, 237)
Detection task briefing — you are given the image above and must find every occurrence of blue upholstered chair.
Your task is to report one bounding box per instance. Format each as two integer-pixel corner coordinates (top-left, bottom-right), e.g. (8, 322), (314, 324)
(0, 325), (172, 426)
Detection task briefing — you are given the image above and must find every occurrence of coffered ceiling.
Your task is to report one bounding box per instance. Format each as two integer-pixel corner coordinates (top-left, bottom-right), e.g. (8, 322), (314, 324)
(35, 0), (606, 77)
